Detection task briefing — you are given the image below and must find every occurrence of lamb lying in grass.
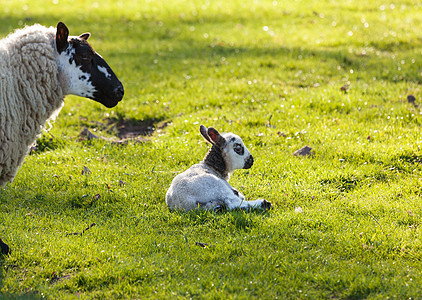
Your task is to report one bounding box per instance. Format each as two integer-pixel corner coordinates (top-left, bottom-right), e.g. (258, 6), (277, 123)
(166, 125), (272, 211)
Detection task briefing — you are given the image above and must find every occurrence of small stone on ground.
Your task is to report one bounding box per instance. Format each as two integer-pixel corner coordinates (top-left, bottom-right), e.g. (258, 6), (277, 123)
(293, 145), (313, 156)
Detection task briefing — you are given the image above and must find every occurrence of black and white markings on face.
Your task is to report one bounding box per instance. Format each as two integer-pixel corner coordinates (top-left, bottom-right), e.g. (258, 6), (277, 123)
(58, 40), (96, 99)
(229, 137), (245, 156)
(55, 22), (123, 107)
(57, 35), (124, 108)
(97, 65), (112, 79)
(233, 142), (245, 155)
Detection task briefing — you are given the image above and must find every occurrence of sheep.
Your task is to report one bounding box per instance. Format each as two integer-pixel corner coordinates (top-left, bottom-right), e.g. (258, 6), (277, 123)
(0, 22), (124, 254)
(0, 22), (124, 186)
(165, 125), (272, 211)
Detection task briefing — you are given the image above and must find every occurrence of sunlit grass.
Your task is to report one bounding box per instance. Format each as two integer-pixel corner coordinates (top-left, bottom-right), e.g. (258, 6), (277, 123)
(1, 0), (422, 298)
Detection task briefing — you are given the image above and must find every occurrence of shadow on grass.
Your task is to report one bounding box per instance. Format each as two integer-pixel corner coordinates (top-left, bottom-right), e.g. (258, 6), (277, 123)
(0, 252), (43, 299)
(29, 133), (66, 155)
(320, 172), (389, 193)
(171, 207), (271, 232)
(225, 209), (271, 231)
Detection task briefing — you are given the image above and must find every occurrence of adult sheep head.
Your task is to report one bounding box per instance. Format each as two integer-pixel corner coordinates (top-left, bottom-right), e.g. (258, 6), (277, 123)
(55, 22), (124, 108)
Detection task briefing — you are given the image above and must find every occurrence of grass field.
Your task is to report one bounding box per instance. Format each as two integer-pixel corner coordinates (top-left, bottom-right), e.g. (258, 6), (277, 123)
(1, 0), (422, 298)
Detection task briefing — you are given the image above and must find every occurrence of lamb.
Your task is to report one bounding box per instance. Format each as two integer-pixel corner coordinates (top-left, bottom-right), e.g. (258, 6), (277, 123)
(166, 125), (272, 211)
(0, 22), (124, 254)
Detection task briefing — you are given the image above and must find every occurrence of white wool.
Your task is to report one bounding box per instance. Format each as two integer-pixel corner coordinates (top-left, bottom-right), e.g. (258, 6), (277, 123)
(0, 24), (64, 186)
(165, 128), (272, 211)
(166, 161), (268, 211)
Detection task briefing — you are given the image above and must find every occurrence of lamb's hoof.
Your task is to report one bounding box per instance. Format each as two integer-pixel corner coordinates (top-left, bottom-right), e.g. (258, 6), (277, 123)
(213, 205), (224, 213)
(260, 199), (272, 210)
(0, 238), (10, 255)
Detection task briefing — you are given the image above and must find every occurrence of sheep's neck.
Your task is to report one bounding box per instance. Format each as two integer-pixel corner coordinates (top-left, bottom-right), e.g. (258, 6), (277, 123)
(203, 145), (228, 180)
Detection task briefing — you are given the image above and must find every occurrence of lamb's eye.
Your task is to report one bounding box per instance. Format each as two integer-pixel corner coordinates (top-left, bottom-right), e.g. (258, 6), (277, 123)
(233, 143), (244, 155)
(80, 53), (91, 61)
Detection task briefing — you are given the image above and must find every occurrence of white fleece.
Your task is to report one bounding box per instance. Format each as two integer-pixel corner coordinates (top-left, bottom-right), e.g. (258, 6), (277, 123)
(0, 24), (64, 186)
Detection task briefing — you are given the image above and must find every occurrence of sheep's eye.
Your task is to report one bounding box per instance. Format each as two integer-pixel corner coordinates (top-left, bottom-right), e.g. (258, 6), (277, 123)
(77, 47), (93, 62)
(233, 143), (244, 155)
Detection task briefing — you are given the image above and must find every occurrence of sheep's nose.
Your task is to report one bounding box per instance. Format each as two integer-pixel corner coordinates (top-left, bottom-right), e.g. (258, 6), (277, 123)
(244, 155), (254, 169)
(114, 84), (124, 101)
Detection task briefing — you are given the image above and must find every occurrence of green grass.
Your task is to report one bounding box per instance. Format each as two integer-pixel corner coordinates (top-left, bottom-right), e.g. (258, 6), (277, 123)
(1, 0), (422, 298)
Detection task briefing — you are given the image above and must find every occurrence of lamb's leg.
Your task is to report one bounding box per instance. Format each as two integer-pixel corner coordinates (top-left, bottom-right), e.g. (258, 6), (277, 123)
(0, 237), (10, 255)
(224, 194), (272, 210)
(244, 199), (272, 210)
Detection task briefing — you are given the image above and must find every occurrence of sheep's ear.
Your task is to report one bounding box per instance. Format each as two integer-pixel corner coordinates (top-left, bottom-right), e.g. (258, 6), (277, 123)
(56, 22), (69, 53)
(79, 32), (91, 40)
(207, 127), (225, 147)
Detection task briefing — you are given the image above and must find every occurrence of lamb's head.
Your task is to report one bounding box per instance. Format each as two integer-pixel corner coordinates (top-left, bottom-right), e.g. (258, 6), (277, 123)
(200, 125), (254, 177)
(55, 22), (124, 108)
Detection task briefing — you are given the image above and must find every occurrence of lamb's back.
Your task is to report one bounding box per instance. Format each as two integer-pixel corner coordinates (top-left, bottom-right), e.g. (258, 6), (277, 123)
(165, 163), (232, 210)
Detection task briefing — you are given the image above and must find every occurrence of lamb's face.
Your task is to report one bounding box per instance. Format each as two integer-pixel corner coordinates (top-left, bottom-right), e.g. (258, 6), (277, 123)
(221, 133), (254, 172)
(55, 22), (124, 108)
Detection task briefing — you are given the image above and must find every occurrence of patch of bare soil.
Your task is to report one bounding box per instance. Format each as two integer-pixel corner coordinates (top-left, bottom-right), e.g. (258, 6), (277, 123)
(80, 118), (169, 144)
(108, 118), (156, 139)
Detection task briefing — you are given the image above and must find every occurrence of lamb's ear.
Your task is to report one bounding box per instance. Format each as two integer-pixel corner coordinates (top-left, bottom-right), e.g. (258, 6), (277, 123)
(207, 127), (225, 147)
(200, 125), (212, 144)
(79, 32), (91, 40)
(56, 22), (69, 54)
